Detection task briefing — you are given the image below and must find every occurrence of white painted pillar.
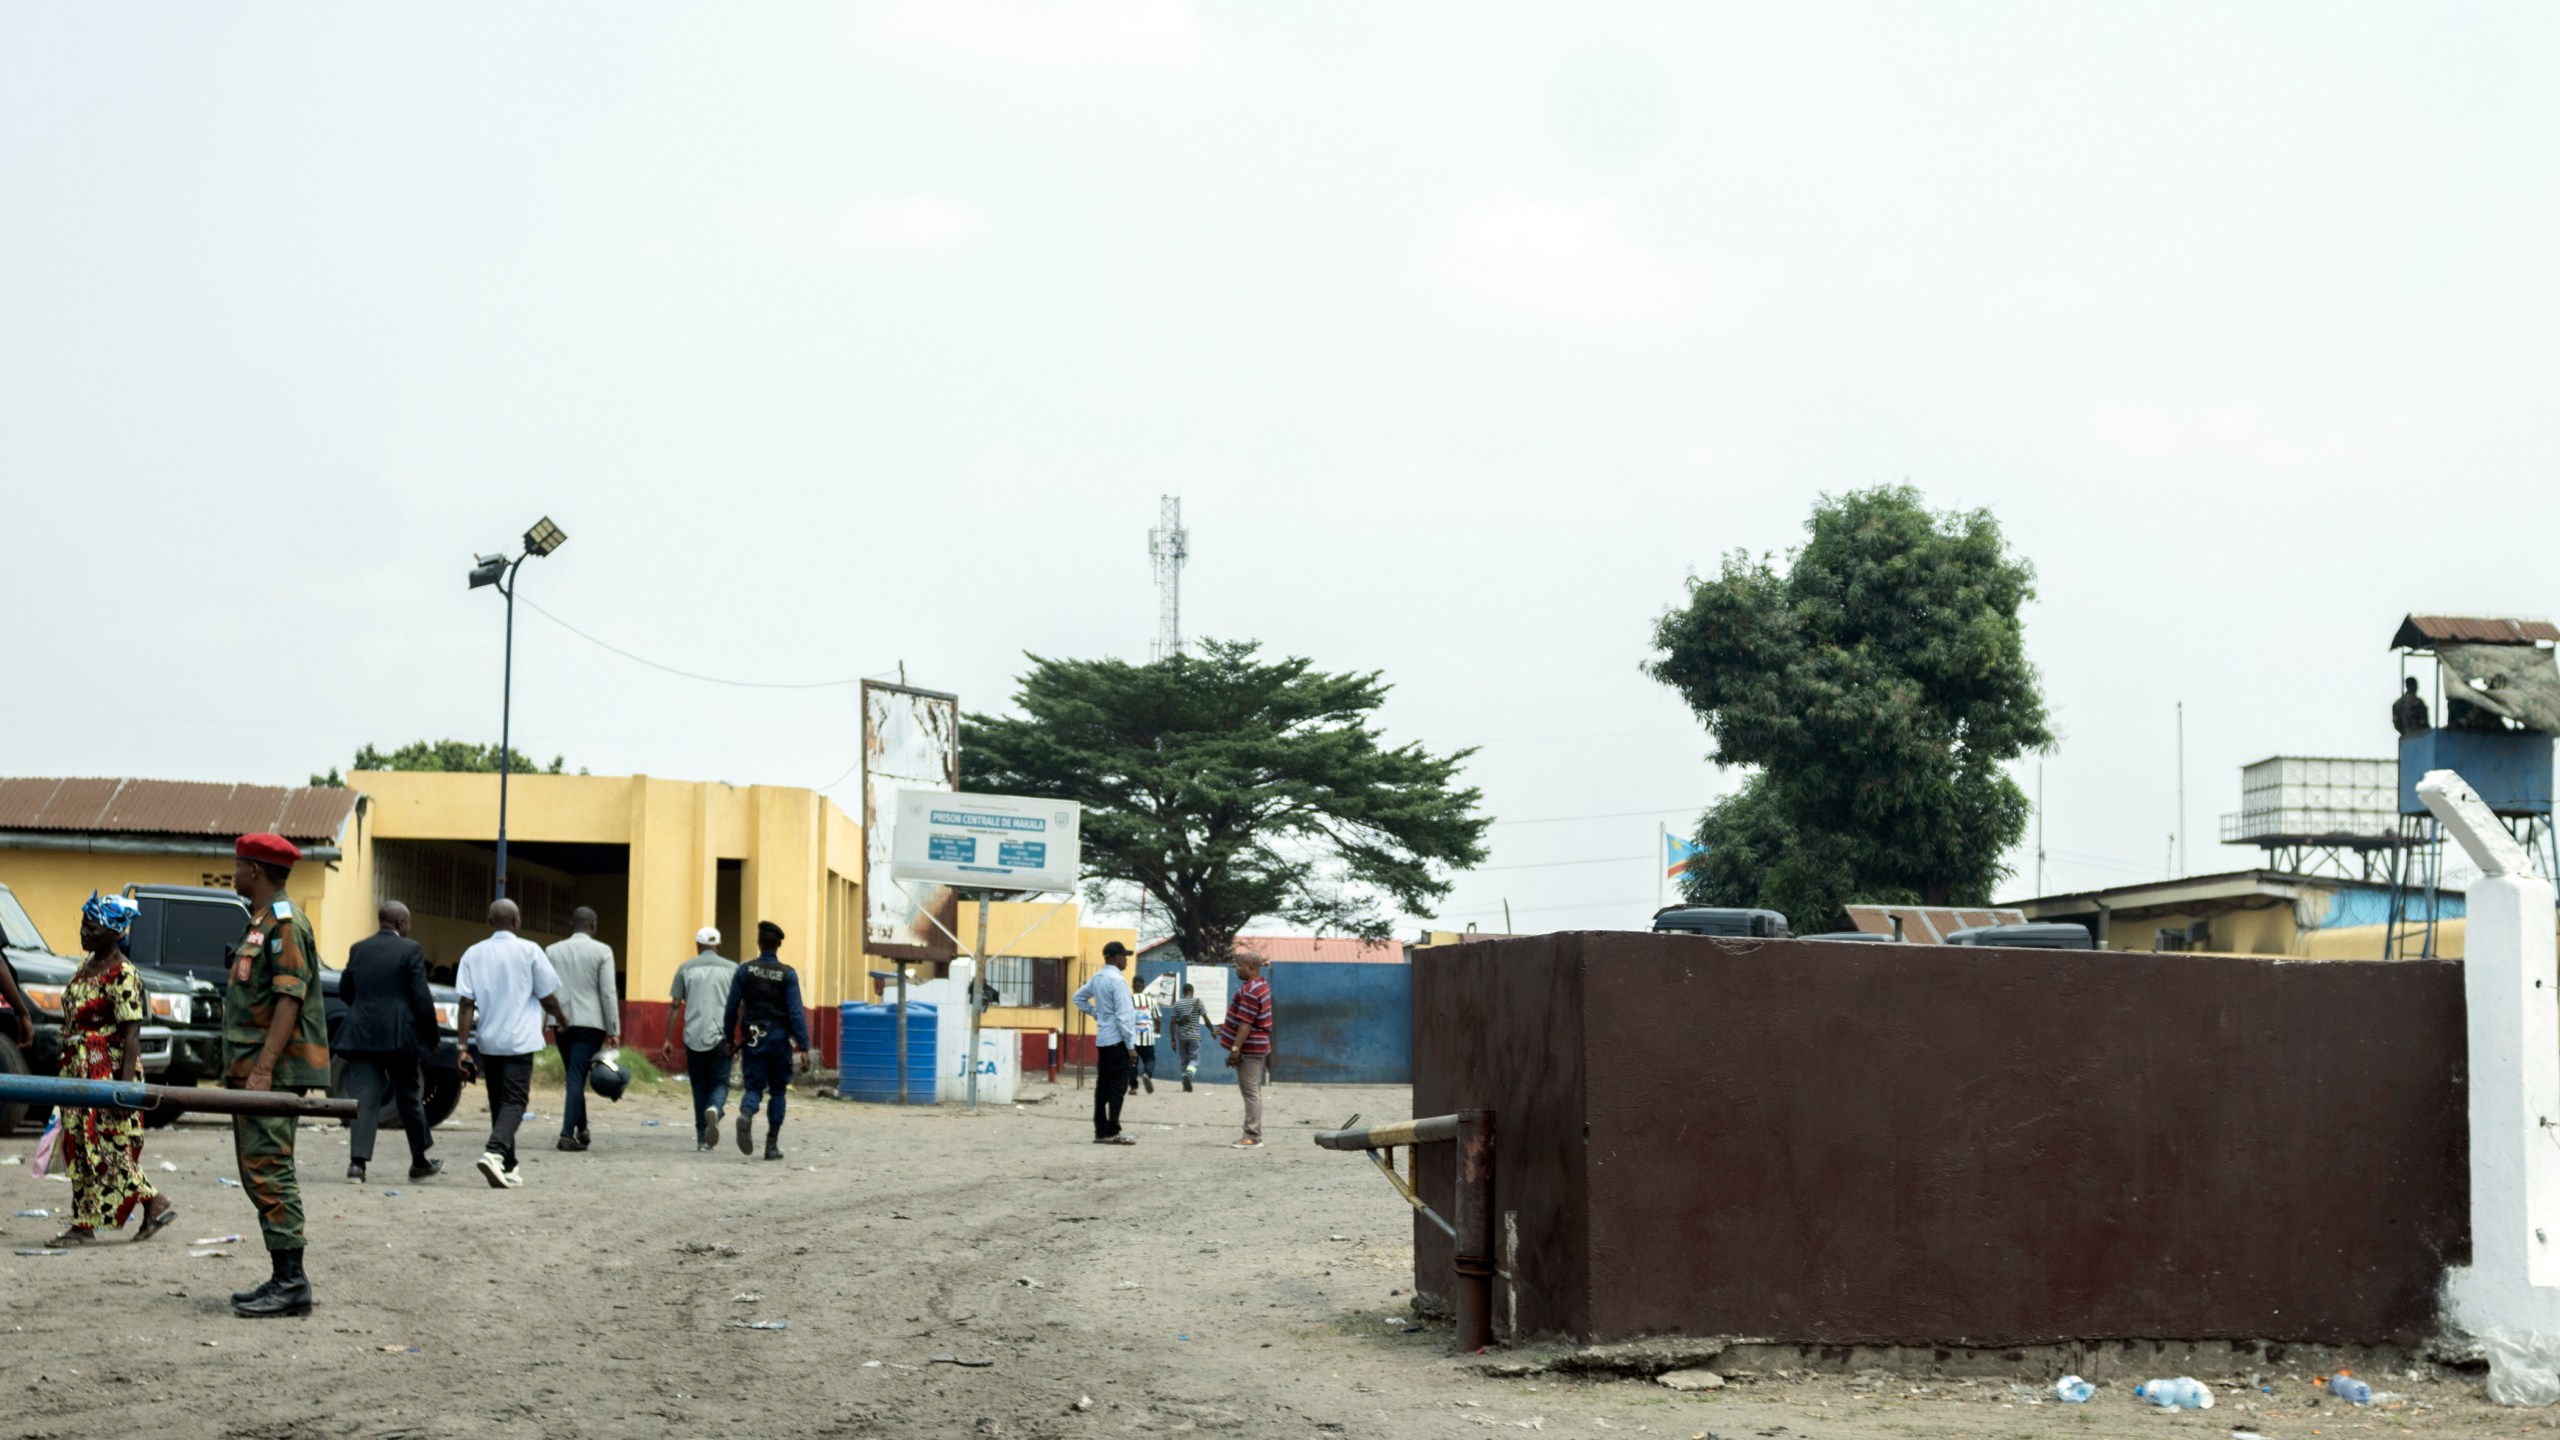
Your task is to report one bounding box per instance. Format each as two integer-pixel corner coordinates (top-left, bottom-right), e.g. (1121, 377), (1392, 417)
(2428, 770), (2560, 1335)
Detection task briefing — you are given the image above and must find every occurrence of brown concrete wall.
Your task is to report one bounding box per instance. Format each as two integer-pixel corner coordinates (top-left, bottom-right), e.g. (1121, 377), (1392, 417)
(1412, 933), (2469, 1347)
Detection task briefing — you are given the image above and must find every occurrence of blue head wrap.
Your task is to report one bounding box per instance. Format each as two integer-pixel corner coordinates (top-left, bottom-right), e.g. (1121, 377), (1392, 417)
(82, 890), (140, 938)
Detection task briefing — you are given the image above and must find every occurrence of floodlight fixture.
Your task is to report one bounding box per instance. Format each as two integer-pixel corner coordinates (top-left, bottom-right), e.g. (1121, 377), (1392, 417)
(523, 516), (567, 557)
(468, 553), (508, 590)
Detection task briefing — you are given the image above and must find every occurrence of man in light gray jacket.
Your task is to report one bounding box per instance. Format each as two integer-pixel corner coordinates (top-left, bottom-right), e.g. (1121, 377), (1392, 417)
(545, 907), (620, 1152)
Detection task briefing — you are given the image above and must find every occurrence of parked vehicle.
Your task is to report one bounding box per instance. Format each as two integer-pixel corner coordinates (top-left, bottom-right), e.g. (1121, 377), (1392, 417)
(0, 881), (211, 1135)
(1650, 904), (1792, 938)
(119, 885), (466, 1128)
(1944, 922), (2094, 950)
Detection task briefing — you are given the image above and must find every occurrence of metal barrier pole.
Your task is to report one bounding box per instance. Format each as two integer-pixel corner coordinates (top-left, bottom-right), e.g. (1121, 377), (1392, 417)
(1313, 1109), (1496, 1353)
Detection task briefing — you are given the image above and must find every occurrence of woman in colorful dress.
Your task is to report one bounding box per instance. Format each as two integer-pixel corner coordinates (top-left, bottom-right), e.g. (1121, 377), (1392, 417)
(48, 892), (176, 1247)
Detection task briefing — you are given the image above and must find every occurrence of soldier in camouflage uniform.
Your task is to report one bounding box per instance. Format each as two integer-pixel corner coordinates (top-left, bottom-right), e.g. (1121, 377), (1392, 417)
(225, 831), (333, 1318)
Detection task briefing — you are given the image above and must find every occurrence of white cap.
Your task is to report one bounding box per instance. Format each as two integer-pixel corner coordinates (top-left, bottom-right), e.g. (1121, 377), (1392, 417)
(696, 926), (722, 947)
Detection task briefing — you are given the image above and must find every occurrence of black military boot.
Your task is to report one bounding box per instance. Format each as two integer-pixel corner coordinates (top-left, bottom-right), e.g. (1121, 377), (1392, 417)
(763, 1131), (783, 1162)
(234, 1249), (312, 1318)
(736, 1110), (754, 1155)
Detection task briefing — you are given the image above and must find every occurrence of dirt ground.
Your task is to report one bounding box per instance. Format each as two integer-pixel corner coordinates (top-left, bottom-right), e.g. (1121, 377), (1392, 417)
(1, 1076), (2549, 1440)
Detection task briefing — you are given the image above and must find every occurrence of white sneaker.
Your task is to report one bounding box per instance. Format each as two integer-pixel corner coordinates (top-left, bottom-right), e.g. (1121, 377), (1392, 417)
(475, 1152), (510, 1189)
(498, 1165), (524, 1189)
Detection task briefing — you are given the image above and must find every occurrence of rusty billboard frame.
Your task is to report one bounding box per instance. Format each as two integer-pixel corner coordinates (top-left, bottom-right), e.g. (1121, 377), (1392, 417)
(861, 679), (961, 964)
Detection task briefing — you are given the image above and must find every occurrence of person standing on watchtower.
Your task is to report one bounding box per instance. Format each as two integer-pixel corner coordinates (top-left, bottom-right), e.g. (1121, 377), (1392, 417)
(223, 832), (332, 1318)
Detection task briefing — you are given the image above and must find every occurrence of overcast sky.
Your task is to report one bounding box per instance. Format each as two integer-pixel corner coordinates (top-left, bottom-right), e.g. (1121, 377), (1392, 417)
(7, 3), (2557, 935)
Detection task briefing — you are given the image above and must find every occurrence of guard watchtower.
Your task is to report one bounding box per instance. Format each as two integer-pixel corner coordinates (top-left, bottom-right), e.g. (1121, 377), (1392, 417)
(2384, 613), (2560, 958)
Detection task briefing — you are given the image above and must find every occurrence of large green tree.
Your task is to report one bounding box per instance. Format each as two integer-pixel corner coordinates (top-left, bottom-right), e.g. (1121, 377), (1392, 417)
(963, 640), (1489, 963)
(312, 740), (573, 787)
(1648, 486), (2050, 926)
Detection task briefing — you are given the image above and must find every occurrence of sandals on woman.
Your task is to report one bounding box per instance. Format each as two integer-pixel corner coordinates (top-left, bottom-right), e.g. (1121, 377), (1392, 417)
(45, 1227), (97, 1248)
(133, 1199), (178, 1242)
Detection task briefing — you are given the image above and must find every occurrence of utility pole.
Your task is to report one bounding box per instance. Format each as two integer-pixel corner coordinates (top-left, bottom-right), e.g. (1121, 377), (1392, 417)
(1149, 495), (1188, 661)
(2035, 764), (2045, 896)
(2176, 700), (2187, 877)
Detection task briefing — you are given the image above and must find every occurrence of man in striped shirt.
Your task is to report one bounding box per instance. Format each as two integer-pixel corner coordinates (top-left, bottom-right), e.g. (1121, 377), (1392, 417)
(1217, 949), (1274, 1149)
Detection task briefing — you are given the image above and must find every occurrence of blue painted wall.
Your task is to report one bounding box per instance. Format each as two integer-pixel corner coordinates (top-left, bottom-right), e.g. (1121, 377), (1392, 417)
(2399, 729), (2553, 816)
(1131, 959), (1412, 1085)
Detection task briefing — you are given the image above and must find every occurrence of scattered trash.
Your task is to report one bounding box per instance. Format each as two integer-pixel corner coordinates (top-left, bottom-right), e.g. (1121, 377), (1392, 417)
(377, 1344), (421, 1355)
(1073, 1396), (1094, 1412)
(1329, 1234), (1349, 1242)
(733, 1292), (765, 1304)
(381, 1191), (400, 1198)
(2488, 1328), (2560, 1406)
(13, 1248), (69, 1257)
(862, 1360), (882, 1368)
(12, 1209), (49, 1218)
(202, 1340), (219, 1347)
(1115, 1281), (1142, 1290)
(929, 1354), (993, 1367)
(0, 1155), (17, 1165)
(1016, 1276), (1044, 1288)
(216, 1177), (241, 1188)
(2231, 1431), (2269, 1440)
(187, 1249), (231, 1259)
(192, 1235), (244, 1246)
(730, 1320), (789, 1331)
(2326, 1372), (2373, 1405)
(2053, 1374), (2094, 1403)
(1510, 1420), (1545, 1431)
(642, 1120), (663, 1127)
(1657, 1370), (1725, 1392)
(890, 1212), (913, 1220)
(2133, 1377), (2214, 1410)
(1177, 1333), (1190, 1342)
(158, 1161), (177, 1172)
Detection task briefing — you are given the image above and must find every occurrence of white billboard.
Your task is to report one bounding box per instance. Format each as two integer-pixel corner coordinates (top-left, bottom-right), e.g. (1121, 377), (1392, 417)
(863, 681), (960, 957)
(891, 791), (1082, 894)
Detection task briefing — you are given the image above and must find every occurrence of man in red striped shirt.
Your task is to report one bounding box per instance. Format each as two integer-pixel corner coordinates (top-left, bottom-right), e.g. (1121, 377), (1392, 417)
(1217, 949), (1274, 1149)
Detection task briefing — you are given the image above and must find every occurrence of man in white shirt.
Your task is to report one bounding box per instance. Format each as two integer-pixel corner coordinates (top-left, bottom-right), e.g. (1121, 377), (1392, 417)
(454, 899), (569, 1190)
(544, 906), (620, 1153)
(1072, 941), (1138, 1146)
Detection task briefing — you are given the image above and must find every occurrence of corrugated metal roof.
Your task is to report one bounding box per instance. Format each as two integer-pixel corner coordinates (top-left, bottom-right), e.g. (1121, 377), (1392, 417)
(1842, 904), (2028, 944)
(0, 777), (356, 843)
(2393, 614), (2560, 649)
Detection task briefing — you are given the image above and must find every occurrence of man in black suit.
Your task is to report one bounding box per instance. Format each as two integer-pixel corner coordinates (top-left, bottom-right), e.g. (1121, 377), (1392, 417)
(339, 901), (442, 1184)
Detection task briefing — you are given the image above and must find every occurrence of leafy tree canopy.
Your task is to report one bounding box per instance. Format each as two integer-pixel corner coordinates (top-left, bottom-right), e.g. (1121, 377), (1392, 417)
(963, 640), (1489, 963)
(1647, 485), (2050, 925)
(311, 740), (573, 787)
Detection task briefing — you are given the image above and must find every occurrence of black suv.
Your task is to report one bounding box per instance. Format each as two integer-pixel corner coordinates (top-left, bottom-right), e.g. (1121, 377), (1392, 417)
(0, 882), (213, 1135)
(120, 885), (466, 1128)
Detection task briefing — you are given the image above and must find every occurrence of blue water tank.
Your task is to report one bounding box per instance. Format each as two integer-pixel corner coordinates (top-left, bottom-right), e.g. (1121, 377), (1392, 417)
(837, 1002), (938, 1104)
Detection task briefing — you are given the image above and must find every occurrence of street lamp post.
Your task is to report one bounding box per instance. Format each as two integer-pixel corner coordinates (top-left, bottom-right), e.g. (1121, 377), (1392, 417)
(469, 516), (568, 903)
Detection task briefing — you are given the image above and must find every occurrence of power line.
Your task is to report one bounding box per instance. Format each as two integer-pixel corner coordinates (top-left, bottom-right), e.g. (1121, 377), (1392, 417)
(521, 598), (866, 690)
(1471, 854), (1649, 873)
(1491, 805), (1704, 828)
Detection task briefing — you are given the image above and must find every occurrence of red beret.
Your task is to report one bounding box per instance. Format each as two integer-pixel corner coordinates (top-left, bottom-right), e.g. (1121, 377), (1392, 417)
(235, 833), (301, 867)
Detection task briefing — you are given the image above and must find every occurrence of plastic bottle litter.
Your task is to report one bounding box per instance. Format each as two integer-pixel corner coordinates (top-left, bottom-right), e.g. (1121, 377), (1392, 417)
(216, 1177), (241, 1188)
(2053, 1375), (2094, 1403)
(192, 1234), (244, 1246)
(2134, 1377), (2215, 1410)
(2327, 1373), (2372, 1405)
(12, 1208), (50, 1218)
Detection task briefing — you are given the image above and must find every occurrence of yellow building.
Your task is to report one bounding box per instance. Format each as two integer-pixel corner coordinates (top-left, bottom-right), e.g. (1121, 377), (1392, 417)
(0, 773), (1129, 1067)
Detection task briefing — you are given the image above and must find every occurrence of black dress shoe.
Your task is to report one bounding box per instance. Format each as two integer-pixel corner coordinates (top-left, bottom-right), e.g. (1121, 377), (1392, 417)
(556, 1134), (588, 1152)
(763, 1139), (784, 1161)
(346, 1161), (366, 1185)
(736, 1111), (753, 1155)
(408, 1157), (443, 1181)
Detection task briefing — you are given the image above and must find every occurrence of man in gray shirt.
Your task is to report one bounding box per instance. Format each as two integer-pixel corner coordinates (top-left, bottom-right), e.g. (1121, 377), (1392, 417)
(663, 927), (737, 1152)
(545, 906), (620, 1153)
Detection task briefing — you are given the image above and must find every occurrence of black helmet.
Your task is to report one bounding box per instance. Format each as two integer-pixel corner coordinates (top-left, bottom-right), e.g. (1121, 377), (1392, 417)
(589, 1049), (631, 1102)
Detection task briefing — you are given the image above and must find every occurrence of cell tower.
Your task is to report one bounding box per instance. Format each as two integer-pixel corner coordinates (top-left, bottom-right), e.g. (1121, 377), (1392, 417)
(1148, 495), (1188, 661)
